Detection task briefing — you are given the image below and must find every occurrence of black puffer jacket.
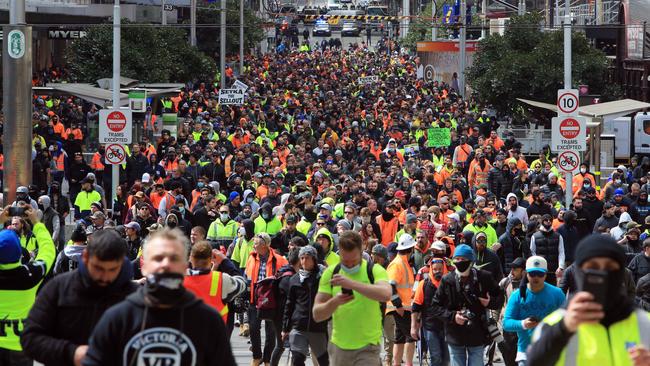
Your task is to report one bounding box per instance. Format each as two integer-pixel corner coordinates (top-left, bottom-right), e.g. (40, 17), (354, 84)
(282, 268), (327, 333)
(21, 258), (137, 366)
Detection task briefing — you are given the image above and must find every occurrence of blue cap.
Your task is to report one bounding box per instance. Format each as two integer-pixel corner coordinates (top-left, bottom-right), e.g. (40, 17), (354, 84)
(453, 244), (475, 261)
(614, 188), (624, 196)
(0, 229), (22, 265)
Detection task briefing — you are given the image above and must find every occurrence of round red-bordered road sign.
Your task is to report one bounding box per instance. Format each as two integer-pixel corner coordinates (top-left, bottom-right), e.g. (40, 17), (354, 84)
(106, 111), (127, 132)
(558, 151), (580, 173)
(559, 118), (581, 139)
(558, 92), (579, 115)
(105, 144), (126, 165)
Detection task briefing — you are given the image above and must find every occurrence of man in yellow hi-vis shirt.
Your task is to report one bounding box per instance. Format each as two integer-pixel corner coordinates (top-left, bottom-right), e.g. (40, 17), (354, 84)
(0, 204), (55, 365)
(528, 234), (650, 366)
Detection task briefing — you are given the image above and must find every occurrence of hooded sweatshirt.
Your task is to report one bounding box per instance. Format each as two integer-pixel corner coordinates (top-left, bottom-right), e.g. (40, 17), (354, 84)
(82, 287), (236, 366)
(609, 212), (631, 241)
(53, 244), (85, 274)
(241, 189), (260, 213)
(314, 227), (340, 267)
(506, 193), (529, 227)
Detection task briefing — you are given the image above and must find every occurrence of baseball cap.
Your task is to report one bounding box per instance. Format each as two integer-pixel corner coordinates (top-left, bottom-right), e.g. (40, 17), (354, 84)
(526, 256), (548, 273)
(626, 221), (641, 232)
(16, 186), (29, 194)
(124, 221), (141, 232)
(431, 240), (446, 251)
(406, 214), (418, 224)
(511, 257), (526, 269)
(135, 191), (145, 198)
(320, 203), (333, 212)
(371, 244), (388, 259)
(90, 211), (106, 220)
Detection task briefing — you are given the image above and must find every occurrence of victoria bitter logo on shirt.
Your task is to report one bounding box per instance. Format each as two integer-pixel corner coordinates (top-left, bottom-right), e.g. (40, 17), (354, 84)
(123, 327), (197, 366)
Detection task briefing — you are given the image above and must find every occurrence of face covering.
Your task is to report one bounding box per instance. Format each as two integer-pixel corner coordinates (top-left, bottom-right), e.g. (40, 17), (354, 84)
(220, 213), (229, 222)
(197, 182), (205, 189)
(38, 203), (44, 211)
(238, 227), (246, 237)
(262, 212), (270, 220)
(433, 272), (443, 281)
(580, 168), (587, 174)
(298, 269), (313, 283)
(143, 272), (185, 307)
(615, 179), (622, 185)
(247, 196), (254, 203)
(167, 220), (177, 228)
(340, 263), (361, 275)
(454, 260), (472, 276)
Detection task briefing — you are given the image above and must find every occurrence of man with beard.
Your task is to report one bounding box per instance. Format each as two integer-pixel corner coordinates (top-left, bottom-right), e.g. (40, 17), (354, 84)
(506, 193), (529, 227)
(571, 197), (592, 238)
(21, 230), (137, 366)
(83, 228), (237, 365)
(473, 232), (504, 283)
(557, 210), (580, 267)
(582, 186), (604, 228)
(527, 191), (553, 218)
(530, 214), (565, 285)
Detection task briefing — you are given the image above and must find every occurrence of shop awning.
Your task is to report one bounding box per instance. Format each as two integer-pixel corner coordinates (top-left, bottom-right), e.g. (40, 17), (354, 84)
(517, 98), (650, 120)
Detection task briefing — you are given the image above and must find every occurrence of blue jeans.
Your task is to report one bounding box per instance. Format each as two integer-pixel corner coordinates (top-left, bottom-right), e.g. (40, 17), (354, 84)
(425, 329), (449, 366)
(447, 344), (483, 366)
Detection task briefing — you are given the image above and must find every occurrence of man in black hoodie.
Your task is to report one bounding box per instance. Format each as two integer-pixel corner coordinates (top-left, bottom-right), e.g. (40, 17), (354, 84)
(82, 228), (236, 366)
(498, 217), (529, 275)
(21, 229), (137, 366)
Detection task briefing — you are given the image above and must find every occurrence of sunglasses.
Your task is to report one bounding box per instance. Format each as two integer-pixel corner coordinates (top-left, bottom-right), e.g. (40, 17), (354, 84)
(219, 211), (229, 214)
(345, 211), (354, 214)
(528, 271), (546, 278)
(316, 222), (325, 226)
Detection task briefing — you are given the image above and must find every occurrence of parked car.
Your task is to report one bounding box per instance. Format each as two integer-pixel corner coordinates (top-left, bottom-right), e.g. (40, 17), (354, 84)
(341, 19), (361, 36)
(313, 20), (332, 36)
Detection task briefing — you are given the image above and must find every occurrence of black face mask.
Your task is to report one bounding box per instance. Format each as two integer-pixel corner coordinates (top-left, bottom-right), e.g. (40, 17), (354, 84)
(144, 272), (185, 307)
(454, 260), (472, 273)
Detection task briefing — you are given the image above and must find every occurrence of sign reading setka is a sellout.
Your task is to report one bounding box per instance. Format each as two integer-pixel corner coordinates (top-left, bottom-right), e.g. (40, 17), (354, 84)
(218, 89), (245, 105)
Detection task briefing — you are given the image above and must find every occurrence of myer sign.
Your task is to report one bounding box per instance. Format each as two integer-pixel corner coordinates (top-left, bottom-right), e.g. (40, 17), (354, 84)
(48, 29), (87, 40)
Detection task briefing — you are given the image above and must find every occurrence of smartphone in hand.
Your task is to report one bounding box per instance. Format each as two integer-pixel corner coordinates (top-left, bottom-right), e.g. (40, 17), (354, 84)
(581, 269), (608, 307)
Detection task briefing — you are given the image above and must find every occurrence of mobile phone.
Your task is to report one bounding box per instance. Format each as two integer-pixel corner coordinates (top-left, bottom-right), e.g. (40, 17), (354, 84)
(8, 207), (25, 217)
(581, 269), (608, 306)
(341, 288), (353, 296)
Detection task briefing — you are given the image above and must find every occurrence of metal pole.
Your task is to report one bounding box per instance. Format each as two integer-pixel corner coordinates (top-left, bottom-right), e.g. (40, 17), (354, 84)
(220, 0), (226, 89)
(481, 0), (487, 38)
(3, 0), (32, 204)
(564, 0), (572, 208)
(518, 0), (525, 15)
(432, 0), (437, 41)
(458, 0), (466, 98)
(112, 0), (120, 204)
(190, 0), (197, 46)
(401, 0), (409, 38)
(240, 0), (244, 73)
(162, 0), (167, 25)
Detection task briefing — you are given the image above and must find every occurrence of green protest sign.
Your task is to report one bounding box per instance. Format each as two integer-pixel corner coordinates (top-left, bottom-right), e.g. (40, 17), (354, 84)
(427, 128), (451, 147)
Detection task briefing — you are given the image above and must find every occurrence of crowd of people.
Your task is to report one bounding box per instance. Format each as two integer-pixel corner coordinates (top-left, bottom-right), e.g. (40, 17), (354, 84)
(1, 41), (650, 366)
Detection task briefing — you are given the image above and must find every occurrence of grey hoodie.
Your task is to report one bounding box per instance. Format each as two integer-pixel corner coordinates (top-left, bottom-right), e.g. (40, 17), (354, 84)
(506, 192), (529, 227)
(241, 189), (260, 213)
(54, 245), (86, 274)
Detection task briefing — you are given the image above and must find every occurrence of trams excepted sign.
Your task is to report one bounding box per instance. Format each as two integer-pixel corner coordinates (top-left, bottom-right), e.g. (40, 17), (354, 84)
(105, 144), (126, 165)
(99, 109), (132, 144)
(558, 151), (580, 173)
(551, 116), (586, 152)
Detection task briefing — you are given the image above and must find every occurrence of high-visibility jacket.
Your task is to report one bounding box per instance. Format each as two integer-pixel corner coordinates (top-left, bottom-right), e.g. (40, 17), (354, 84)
(90, 152), (104, 172)
(534, 308), (650, 366)
(231, 237), (254, 268)
(53, 153), (65, 172)
(468, 159), (492, 189)
(377, 215), (399, 246)
(207, 219), (239, 249)
(244, 249), (288, 302)
(183, 271), (229, 324)
(386, 254), (414, 313)
(253, 216), (282, 236)
(0, 223), (56, 351)
(149, 191), (167, 210)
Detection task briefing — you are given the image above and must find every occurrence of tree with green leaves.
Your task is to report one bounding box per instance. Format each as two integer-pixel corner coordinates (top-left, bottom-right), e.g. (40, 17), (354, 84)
(466, 13), (617, 118)
(195, 1), (265, 61)
(67, 19), (217, 83)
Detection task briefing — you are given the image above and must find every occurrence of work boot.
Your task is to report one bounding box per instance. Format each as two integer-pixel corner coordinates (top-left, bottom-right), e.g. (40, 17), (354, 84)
(250, 359), (262, 366)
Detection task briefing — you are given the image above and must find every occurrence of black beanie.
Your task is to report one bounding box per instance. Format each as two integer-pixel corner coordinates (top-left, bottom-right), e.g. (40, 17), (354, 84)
(574, 234), (626, 268)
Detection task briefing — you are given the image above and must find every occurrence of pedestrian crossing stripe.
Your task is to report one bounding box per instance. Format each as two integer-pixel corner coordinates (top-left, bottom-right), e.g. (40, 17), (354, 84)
(303, 15), (398, 21)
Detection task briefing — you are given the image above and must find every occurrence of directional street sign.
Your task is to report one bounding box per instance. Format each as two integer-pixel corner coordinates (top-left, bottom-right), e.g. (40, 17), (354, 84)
(99, 109), (132, 144)
(557, 89), (579, 116)
(105, 144), (126, 165)
(551, 116), (586, 152)
(558, 151), (580, 173)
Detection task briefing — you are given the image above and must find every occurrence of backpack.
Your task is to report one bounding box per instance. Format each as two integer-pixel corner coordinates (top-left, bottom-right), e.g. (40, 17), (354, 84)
(254, 258), (295, 320)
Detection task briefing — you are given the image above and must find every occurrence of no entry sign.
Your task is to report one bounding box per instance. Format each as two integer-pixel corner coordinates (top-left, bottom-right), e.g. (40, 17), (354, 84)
(105, 144), (126, 165)
(99, 109), (132, 144)
(559, 118), (581, 139)
(558, 151), (580, 173)
(551, 116), (586, 152)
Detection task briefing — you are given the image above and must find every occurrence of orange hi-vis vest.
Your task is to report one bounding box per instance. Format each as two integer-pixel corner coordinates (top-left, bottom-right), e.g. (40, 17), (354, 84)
(91, 152), (104, 172)
(183, 271), (229, 323)
(54, 154), (65, 171)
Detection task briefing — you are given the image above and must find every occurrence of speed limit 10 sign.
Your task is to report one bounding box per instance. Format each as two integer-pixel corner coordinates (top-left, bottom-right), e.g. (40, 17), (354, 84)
(557, 89), (579, 116)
